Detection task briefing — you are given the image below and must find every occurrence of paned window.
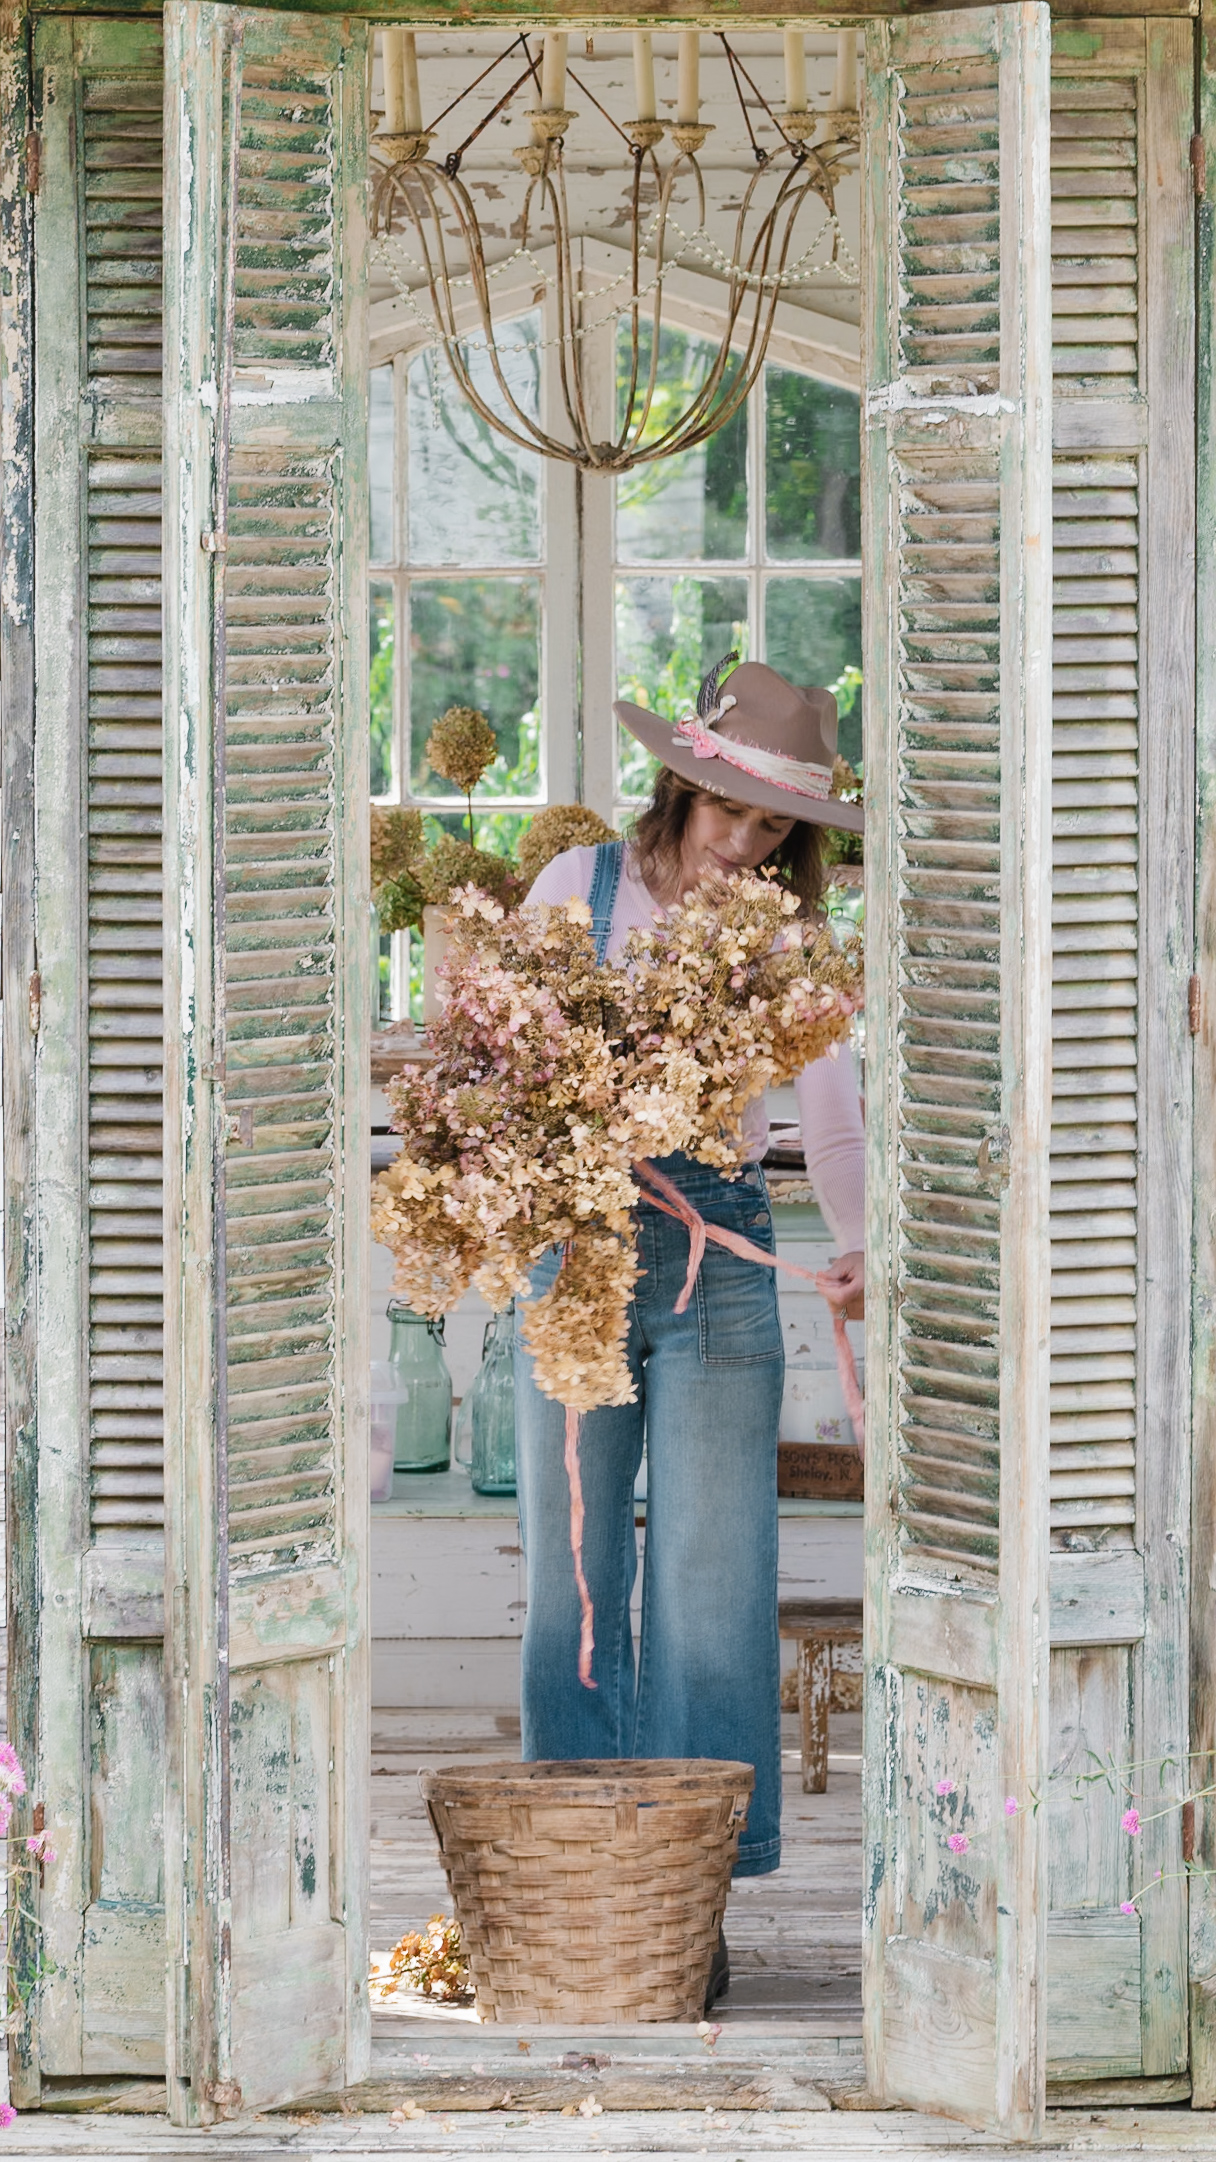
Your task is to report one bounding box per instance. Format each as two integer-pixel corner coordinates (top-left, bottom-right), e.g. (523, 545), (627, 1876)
(613, 325), (862, 815)
(369, 312), (547, 847)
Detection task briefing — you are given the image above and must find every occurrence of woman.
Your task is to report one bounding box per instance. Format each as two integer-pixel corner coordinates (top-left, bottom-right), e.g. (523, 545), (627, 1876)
(513, 660), (865, 1953)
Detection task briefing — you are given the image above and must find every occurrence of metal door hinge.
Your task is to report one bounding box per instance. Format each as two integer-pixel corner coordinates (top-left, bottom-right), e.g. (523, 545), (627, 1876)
(1193, 133), (1207, 199)
(27, 971), (40, 1036)
(24, 133), (41, 196)
(1190, 974), (1203, 1036)
(200, 530), (227, 555)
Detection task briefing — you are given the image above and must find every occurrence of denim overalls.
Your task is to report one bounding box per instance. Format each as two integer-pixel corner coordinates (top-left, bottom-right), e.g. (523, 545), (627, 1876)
(512, 842), (785, 1875)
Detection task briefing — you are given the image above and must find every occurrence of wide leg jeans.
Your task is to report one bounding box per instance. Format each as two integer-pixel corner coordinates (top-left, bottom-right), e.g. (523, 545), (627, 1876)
(513, 1152), (785, 1875)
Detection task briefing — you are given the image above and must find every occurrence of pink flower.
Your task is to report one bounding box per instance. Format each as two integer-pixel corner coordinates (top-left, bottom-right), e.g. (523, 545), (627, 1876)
(25, 1833), (54, 1864)
(935, 1780), (955, 1797)
(1121, 1901), (1137, 1915)
(0, 2103), (17, 2127)
(0, 1746), (26, 1797)
(1005, 1797), (1019, 1816)
(1122, 1809), (1141, 1836)
(947, 1833), (969, 1855)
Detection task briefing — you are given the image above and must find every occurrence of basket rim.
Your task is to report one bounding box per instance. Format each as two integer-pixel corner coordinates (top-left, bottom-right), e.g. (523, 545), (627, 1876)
(419, 1757), (755, 1805)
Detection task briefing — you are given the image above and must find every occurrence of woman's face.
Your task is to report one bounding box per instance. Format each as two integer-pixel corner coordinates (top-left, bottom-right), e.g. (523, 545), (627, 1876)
(678, 791), (797, 893)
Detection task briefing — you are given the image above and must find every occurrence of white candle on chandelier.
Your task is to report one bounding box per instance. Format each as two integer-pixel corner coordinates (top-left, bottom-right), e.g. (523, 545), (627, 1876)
(632, 30), (657, 121)
(400, 30), (423, 134)
(783, 29), (807, 114)
(677, 30), (700, 126)
(541, 30), (568, 112)
(382, 26), (406, 136)
(833, 26), (858, 112)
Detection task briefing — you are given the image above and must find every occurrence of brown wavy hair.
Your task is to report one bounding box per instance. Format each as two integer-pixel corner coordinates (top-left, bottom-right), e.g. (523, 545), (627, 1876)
(630, 767), (829, 916)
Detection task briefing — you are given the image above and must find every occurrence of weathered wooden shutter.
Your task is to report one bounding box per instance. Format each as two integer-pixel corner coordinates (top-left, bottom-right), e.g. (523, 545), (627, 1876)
(162, 4), (369, 2122)
(1044, 19), (1193, 2092)
(861, 4), (1053, 2133)
(30, 15), (170, 2092)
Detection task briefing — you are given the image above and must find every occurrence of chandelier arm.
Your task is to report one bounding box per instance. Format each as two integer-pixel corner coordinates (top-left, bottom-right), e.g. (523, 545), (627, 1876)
(621, 150), (708, 455)
(613, 146), (658, 459)
(550, 159), (596, 454)
(633, 256), (785, 461)
(446, 60), (539, 172)
(427, 164), (576, 461)
(718, 34), (765, 166)
(718, 35), (804, 161)
(564, 63), (633, 147)
(423, 31), (529, 139)
(376, 157), (577, 463)
(626, 164), (811, 465)
(383, 167), (460, 347)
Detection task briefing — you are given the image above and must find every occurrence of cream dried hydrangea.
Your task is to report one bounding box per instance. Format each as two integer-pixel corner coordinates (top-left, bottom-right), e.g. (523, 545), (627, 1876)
(516, 804), (618, 890)
(418, 834), (519, 911)
(372, 873), (861, 1410)
(425, 705), (500, 849)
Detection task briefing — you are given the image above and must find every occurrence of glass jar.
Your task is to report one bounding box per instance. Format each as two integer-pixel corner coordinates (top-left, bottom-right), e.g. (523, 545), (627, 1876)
(468, 1303), (517, 1496)
(386, 1304), (452, 1473)
(369, 1360), (409, 1501)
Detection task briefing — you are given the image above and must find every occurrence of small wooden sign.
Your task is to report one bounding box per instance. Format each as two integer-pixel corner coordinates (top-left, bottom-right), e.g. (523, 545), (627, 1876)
(777, 1440), (863, 1502)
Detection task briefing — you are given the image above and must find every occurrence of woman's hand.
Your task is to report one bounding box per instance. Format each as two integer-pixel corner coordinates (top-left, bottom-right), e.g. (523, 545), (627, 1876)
(817, 1248), (864, 1321)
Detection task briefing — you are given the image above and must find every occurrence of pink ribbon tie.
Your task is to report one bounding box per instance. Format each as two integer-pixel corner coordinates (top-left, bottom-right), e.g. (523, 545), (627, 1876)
(632, 1158), (864, 1456)
(563, 1158), (865, 1691)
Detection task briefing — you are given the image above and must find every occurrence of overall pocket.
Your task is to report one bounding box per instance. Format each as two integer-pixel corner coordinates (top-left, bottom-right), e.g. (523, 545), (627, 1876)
(692, 1175), (783, 1366)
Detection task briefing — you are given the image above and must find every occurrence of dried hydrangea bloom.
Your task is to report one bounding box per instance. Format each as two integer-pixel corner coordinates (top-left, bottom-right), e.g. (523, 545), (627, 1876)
(419, 835), (519, 909)
(375, 869), (425, 935)
(516, 803), (618, 889)
(370, 803), (424, 887)
(425, 704), (499, 798)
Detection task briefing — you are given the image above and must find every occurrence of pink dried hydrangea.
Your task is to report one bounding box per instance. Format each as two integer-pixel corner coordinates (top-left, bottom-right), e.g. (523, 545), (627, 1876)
(373, 878), (861, 1412)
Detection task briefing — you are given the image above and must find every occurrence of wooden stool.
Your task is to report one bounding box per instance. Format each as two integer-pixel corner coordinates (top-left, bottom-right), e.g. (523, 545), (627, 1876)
(778, 1599), (862, 1794)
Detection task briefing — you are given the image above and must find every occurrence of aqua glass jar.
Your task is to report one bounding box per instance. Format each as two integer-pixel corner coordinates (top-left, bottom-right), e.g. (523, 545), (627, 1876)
(468, 1303), (517, 1496)
(386, 1304), (452, 1473)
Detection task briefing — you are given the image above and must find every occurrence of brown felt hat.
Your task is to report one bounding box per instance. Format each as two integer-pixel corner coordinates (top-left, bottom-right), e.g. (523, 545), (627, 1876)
(614, 658), (863, 834)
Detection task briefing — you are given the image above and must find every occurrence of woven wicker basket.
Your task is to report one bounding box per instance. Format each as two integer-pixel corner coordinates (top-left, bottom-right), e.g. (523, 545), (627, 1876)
(420, 1757), (753, 2023)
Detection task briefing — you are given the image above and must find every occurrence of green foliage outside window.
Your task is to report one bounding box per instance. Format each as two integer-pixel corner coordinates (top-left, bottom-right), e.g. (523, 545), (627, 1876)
(765, 369), (862, 560)
(409, 578), (541, 801)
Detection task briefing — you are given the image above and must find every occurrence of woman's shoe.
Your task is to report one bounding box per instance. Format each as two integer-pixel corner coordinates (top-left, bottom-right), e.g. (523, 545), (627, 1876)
(704, 1927), (730, 2014)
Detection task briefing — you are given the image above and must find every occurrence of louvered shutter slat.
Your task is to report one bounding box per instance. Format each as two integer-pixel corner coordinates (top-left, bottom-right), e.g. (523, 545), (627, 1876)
(83, 71), (166, 1532)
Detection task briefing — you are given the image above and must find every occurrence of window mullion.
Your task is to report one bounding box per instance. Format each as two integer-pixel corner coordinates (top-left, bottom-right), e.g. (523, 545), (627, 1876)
(752, 355), (766, 664)
(395, 353), (409, 804)
(540, 286), (577, 807)
(580, 308), (618, 820)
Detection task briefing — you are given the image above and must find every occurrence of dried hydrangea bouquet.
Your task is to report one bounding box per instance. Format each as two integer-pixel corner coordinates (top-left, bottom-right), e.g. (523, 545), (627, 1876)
(372, 872), (862, 1680)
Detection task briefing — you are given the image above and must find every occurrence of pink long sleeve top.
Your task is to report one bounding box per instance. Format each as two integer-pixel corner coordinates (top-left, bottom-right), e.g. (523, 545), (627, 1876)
(525, 844), (866, 1253)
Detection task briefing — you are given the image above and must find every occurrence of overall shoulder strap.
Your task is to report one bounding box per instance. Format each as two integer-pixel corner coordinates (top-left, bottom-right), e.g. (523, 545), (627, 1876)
(587, 840), (625, 965)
